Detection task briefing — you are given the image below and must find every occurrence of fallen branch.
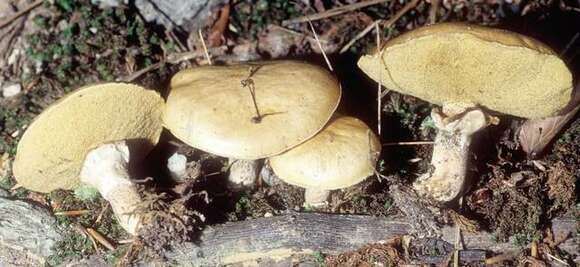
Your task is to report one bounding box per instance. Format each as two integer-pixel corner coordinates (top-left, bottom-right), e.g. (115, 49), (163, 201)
(162, 213), (578, 266)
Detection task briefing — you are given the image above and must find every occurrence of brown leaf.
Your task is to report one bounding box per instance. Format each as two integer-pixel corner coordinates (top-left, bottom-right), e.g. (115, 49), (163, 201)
(518, 83), (580, 158)
(208, 4), (230, 47)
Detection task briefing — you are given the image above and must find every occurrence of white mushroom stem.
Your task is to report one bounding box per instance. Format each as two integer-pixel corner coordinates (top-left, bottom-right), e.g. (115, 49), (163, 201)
(228, 159), (260, 191)
(167, 152), (188, 182)
(413, 108), (490, 202)
(304, 188), (330, 208)
(80, 141), (141, 235)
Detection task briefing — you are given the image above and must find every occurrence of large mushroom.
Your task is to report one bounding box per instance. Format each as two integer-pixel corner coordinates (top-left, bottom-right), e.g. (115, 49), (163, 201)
(163, 61), (341, 189)
(13, 83), (165, 234)
(358, 23), (573, 202)
(269, 116), (381, 207)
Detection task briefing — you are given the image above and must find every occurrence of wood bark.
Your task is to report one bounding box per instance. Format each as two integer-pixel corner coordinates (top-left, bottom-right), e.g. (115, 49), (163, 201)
(165, 212), (578, 266)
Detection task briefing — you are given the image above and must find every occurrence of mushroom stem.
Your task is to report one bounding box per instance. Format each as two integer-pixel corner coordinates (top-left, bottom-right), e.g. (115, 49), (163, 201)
(413, 108), (490, 202)
(228, 159), (260, 191)
(304, 188), (330, 208)
(80, 141), (141, 235)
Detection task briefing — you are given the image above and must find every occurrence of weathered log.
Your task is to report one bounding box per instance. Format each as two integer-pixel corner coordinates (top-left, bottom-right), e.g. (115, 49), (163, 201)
(165, 212), (578, 266)
(0, 196), (62, 259)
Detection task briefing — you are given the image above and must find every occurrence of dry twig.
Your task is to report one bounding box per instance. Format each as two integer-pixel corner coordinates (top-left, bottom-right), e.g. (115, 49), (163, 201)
(198, 30), (212, 65)
(375, 22), (382, 136)
(307, 20), (333, 71)
(383, 141), (434, 146)
(54, 210), (91, 216)
(86, 227), (116, 251)
(283, 0), (390, 25)
(0, 0), (43, 29)
(340, 0), (420, 53)
(429, 0), (440, 24)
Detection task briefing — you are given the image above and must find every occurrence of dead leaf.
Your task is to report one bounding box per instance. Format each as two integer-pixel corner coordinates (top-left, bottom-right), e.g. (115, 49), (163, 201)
(208, 4), (230, 47)
(518, 83), (580, 158)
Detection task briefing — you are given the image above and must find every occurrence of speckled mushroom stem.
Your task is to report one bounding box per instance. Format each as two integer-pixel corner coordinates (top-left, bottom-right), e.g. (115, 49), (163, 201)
(80, 141), (141, 235)
(228, 159), (260, 191)
(413, 108), (490, 202)
(304, 188), (330, 208)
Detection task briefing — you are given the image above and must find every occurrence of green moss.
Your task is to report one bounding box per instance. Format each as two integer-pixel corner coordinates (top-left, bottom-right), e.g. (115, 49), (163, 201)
(73, 185), (100, 201)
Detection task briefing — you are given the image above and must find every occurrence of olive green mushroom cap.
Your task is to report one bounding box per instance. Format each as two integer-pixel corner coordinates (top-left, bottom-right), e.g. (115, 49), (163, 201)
(163, 61), (341, 159)
(358, 22), (573, 118)
(13, 83), (165, 193)
(269, 116), (381, 190)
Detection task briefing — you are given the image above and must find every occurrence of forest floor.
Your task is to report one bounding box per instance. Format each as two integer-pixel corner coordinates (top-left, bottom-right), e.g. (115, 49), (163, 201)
(0, 0), (578, 266)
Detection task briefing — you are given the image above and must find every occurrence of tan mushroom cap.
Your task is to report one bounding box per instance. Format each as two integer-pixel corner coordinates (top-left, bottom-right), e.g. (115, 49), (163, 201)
(269, 116), (381, 190)
(13, 83), (165, 193)
(163, 61), (341, 159)
(358, 22), (573, 119)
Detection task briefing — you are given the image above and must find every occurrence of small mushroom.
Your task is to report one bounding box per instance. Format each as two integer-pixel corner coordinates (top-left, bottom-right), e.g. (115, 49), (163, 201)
(13, 83), (165, 234)
(358, 23), (573, 202)
(269, 116), (381, 207)
(163, 61), (341, 189)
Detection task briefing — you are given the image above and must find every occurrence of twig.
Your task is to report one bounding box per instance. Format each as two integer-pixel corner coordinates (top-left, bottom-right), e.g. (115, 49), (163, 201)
(269, 25), (318, 43)
(546, 253), (570, 266)
(71, 223), (101, 255)
(165, 29), (187, 53)
(118, 62), (162, 82)
(0, 0), (43, 29)
(86, 228), (116, 251)
(429, 0), (440, 24)
(117, 46), (228, 82)
(117, 239), (136, 244)
(376, 22), (382, 136)
(283, 0), (390, 25)
(383, 141), (434, 146)
(54, 210), (91, 216)
(561, 32), (579, 57)
(340, 20), (380, 54)
(10, 183), (22, 191)
(307, 20), (333, 72)
(95, 204), (109, 225)
(339, 0), (419, 53)
(198, 30), (212, 65)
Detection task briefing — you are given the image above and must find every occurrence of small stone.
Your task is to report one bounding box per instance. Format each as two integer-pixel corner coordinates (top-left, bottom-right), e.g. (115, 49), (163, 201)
(2, 83), (21, 98)
(264, 212), (273, 217)
(91, 0), (126, 8)
(135, 0), (227, 32)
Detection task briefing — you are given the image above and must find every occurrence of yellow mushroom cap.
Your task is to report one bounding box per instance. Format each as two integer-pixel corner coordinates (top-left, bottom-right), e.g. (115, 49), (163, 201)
(13, 83), (165, 193)
(163, 61), (341, 159)
(269, 116), (381, 190)
(358, 22), (573, 118)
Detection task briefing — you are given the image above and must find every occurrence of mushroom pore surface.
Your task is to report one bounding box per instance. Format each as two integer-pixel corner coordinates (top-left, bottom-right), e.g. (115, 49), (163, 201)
(358, 23), (572, 118)
(13, 83), (164, 192)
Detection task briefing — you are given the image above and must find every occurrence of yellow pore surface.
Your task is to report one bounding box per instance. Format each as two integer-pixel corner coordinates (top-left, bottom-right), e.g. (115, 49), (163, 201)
(358, 23), (573, 118)
(13, 83), (164, 192)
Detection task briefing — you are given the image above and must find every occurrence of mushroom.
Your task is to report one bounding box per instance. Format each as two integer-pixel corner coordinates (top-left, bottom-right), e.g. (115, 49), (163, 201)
(163, 61), (341, 190)
(358, 23), (573, 202)
(13, 83), (165, 234)
(269, 116), (381, 207)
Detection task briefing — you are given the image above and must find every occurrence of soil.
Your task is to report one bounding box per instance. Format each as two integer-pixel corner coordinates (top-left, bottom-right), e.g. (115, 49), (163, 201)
(0, 0), (578, 266)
